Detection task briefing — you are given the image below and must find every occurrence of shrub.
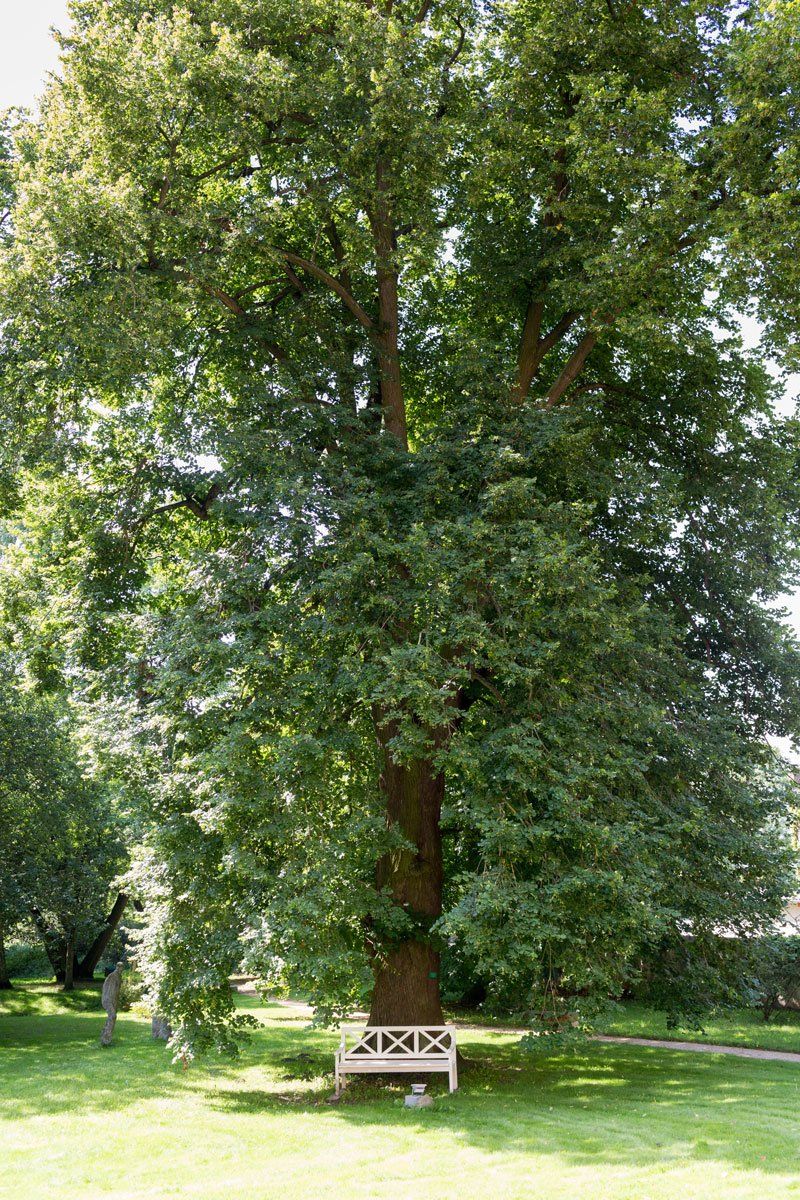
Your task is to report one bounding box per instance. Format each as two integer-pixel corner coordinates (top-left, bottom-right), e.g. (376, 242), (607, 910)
(5, 941), (52, 980)
(117, 968), (145, 1013)
(750, 935), (800, 1020)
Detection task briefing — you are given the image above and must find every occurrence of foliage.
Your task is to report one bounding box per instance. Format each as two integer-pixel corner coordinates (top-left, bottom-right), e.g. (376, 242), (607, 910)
(1, 0), (800, 1048)
(630, 929), (800, 1029)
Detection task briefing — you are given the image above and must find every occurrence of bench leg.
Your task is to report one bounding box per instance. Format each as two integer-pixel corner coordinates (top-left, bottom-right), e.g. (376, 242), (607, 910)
(449, 1061), (458, 1092)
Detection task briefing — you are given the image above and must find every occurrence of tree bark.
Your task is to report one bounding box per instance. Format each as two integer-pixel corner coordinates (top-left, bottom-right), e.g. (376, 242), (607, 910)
(63, 930), (75, 992)
(368, 717), (445, 1026)
(76, 892), (128, 980)
(0, 916), (12, 989)
(31, 895), (129, 984)
(545, 330), (598, 407)
(510, 300), (544, 404)
(510, 308), (577, 404)
(370, 161), (408, 450)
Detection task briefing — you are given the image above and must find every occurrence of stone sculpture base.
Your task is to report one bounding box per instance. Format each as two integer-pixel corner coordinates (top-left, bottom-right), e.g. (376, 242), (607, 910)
(151, 1015), (172, 1040)
(100, 1013), (117, 1047)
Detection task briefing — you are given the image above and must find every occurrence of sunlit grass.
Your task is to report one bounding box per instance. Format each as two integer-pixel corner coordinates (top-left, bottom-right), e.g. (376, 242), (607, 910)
(600, 1001), (800, 1054)
(2, 983), (800, 1199)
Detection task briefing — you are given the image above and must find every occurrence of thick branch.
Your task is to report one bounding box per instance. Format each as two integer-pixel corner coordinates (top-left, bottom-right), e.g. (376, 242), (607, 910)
(433, 16), (467, 121)
(539, 311), (578, 356)
(510, 301), (543, 404)
(172, 268), (291, 362)
(143, 260), (337, 422)
(189, 275), (247, 318)
(30, 908), (66, 980)
(510, 307), (577, 404)
(77, 893), (129, 978)
(281, 251), (375, 331)
(544, 330), (599, 408)
(324, 220), (354, 295)
(184, 481), (224, 520)
(136, 482), (224, 532)
(511, 113), (574, 404)
(324, 220), (360, 413)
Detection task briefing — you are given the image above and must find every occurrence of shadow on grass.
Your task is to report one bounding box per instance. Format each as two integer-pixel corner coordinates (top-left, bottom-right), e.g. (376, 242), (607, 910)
(2, 987), (799, 1180)
(0, 981), (102, 1017)
(0, 1003), (335, 1120)
(200, 1035), (800, 1177)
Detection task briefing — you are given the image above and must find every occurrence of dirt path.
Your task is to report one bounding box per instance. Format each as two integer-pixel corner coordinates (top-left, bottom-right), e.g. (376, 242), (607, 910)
(594, 1034), (800, 1064)
(232, 983), (800, 1064)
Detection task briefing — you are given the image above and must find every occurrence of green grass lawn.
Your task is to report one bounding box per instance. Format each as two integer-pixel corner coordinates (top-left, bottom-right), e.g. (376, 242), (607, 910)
(2, 983), (800, 1200)
(600, 1001), (800, 1054)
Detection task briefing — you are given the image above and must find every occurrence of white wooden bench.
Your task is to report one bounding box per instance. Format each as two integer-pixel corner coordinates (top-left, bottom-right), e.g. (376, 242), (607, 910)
(335, 1025), (458, 1095)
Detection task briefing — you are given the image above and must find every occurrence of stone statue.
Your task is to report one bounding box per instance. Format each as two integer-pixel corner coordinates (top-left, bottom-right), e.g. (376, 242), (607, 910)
(99, 963), (122, 1046)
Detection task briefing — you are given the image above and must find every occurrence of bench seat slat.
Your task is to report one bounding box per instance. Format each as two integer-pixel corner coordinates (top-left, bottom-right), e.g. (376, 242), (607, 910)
(340, 1059), (449, 1071)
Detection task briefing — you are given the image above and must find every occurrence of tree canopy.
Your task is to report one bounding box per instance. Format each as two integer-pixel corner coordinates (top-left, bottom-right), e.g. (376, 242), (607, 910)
(2, 0), (800, 1049)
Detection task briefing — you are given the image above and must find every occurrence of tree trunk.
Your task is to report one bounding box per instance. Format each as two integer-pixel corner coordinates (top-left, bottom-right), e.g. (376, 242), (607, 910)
(365, 160), (440, 1025)
(0, 916), (12, 989)
(76, 892), (128, 981)
(63, 931), (75, 992)
(368, 716), (445, 1026)
(370, 160), (408, 450)
(31, 908), (67, 982)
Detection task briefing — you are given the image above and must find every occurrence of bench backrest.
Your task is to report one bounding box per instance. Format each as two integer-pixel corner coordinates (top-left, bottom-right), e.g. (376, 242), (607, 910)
(340, 1025), (456, 1059)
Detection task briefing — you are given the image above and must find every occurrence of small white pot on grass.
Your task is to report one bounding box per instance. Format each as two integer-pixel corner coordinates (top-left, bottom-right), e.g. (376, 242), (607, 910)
(405, 1083), (433, 1108)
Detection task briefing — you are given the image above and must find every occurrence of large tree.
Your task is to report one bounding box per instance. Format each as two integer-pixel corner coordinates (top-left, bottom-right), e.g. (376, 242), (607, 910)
(2, 0), (800, 1045)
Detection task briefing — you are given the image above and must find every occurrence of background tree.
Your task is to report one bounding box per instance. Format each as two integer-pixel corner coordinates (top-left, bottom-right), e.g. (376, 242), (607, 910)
(0, 670), (61, 988)
(26, 776), (127, 989)
(0, 652), (128, 989)
(1, 0), (800, 1047)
